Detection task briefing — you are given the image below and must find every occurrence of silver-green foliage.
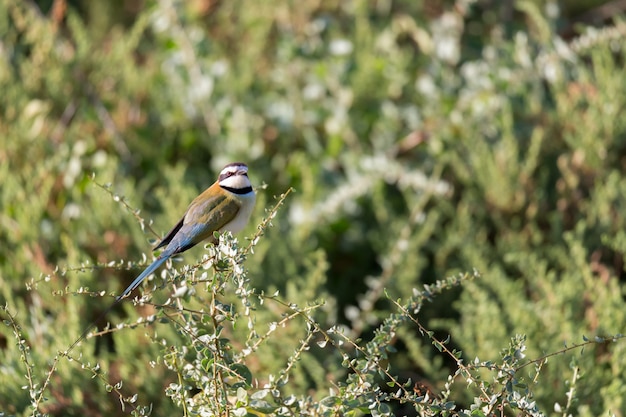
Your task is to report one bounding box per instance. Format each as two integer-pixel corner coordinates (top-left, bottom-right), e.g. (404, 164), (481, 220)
(2, 0), (626, 416)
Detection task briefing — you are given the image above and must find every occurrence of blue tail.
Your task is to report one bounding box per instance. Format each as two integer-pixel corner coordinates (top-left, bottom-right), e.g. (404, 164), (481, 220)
(117, 255), (169, 300)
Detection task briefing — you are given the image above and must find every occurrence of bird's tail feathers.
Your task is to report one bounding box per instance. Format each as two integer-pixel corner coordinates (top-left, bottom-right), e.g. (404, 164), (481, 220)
(117, 255), (169, 300)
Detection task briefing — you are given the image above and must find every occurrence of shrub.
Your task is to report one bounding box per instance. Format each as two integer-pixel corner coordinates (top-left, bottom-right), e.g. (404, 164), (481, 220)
(1, 0), (626, 416)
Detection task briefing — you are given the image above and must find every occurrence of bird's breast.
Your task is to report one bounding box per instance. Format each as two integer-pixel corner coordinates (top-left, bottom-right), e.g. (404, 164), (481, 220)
(220, 192), (256, 234)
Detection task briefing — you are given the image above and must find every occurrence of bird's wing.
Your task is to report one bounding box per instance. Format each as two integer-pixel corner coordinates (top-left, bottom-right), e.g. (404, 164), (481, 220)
(154, 216), (185, 251)
(163, 185), (242, 255)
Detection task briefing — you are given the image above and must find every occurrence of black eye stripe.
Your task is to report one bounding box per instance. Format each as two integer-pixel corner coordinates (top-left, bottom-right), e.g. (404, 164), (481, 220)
(219, 169), (246, 182)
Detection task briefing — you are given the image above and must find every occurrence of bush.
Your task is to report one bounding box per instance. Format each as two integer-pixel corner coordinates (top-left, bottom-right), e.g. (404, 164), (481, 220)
(1, 0), (625, 415)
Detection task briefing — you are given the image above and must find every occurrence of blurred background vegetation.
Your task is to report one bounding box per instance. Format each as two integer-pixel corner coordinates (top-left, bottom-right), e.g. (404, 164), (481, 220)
(2, 0), (626, 415)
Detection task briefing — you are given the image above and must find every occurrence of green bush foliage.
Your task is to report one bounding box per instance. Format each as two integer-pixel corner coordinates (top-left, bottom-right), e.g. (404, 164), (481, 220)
(1, 0), (626, 415)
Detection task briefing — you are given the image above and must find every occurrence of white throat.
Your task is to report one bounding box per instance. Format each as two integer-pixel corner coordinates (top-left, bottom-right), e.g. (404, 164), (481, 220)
(220, 174), (252, 190)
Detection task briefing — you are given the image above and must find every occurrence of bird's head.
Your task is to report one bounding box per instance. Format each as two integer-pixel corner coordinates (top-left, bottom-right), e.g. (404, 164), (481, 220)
(218, 162), (252, 193)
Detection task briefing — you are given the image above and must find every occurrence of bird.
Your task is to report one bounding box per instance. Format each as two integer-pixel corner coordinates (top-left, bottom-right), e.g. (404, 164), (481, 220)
(65, 162), (256, 354)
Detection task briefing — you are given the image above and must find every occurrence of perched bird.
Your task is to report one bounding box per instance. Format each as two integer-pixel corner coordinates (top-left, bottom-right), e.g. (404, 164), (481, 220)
(118, 162), (256, 299)
(66, 162), (256, 354)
